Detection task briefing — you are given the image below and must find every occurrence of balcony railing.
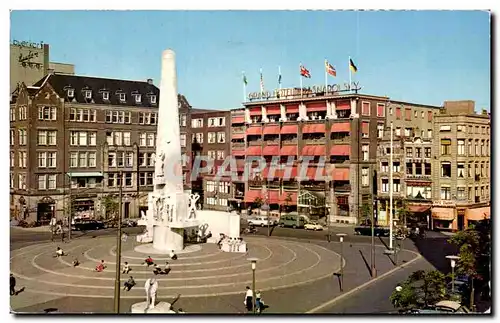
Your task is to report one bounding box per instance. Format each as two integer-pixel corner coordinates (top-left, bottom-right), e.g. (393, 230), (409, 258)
(406, 174), (432, 180)
(248, 140), (263, 146)
(264, 139), (280, 145)
(233, 126), (245, 132)
(301, 183), (326, 191)
(303, 138), (326, 145)
(281, 138), (298, 144)
(248, 180), (264, 187)
(282, 181), (298, 190)
(231, 142), (245, 149)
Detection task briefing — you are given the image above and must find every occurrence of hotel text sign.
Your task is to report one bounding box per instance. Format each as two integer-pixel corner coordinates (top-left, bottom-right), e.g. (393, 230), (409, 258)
(248, 82), (361, 101)
(12, 40), (44, 50)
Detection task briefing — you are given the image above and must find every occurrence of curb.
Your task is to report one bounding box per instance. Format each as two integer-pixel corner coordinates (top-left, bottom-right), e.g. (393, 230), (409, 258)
(305, 251), (423, 313)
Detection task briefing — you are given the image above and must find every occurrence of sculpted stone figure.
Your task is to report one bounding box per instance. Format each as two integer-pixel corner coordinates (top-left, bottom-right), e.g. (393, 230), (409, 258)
(144, 278), (158, 310)
(156, 152), (165, 177)
(188, 194), (200, 220)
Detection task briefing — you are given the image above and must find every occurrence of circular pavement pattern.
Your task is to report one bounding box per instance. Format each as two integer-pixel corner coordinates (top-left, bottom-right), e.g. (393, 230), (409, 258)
(10, 236), (340, 301)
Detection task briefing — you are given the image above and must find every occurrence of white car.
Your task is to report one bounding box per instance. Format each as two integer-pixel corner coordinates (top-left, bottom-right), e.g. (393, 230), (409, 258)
(247, 217), (271, 227)
(304, 222), (323, 231)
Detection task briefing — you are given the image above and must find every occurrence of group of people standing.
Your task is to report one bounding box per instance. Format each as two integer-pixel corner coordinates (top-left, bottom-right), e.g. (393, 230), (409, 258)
(244, 286), (264, 313)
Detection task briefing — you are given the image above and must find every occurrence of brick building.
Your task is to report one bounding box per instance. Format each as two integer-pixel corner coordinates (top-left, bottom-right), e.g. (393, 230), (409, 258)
(9, 73), (191, 224)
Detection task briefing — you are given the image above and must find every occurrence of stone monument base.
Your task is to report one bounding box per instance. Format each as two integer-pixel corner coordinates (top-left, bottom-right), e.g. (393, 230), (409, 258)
(130, 301), (176, 314)
(134, 243), (201, 255)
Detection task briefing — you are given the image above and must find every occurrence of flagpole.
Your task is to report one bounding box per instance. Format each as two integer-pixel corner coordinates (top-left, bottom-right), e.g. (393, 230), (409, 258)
(349, 56), (352, 90)
(324, 59), (328, 94)
(242, 71), (247, 102)
(300, 63), (303, 98)
(260, 67), (264, 95)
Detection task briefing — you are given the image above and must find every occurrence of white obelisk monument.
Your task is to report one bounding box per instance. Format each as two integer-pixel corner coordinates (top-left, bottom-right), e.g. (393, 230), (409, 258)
(137, 49), (199, 252)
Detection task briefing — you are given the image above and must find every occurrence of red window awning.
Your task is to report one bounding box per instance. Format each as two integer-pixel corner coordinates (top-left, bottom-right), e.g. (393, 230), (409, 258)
(362, 102), (370, 116)
(231, 116), (245, 124)
(377, 104), (385, 117)
(263, 125), (280, 135)
(281, 125), (298, 134)
(408, 205), (431, 213)
(280, 145), (298, 156)
(332, 168), (350, 181)
(302, 167), (326, 180)
(232, 150), (245, 157)
(262, 146), (279, 156)
(268, 190), (280, 204)
(262, 166), (281, 178)
(306, 102), (327, 112)
(279, 192), (297, 205)
(245, 190), (263, 203)
(331, 122), (351, 133)
(302, 123), (326, 134)
(246, 146), (262, 156)
(335, 101), (351, 110)
(249, 107), (261, 116)
(266, 105), (281, 115)
(285, 104), (299, 114)
(330, 145), (351, 156)
(246, 126), (262, 135)
(362, 122), (369, 134)
(302, 145), (326, 156)
(232, 133), (245, 140)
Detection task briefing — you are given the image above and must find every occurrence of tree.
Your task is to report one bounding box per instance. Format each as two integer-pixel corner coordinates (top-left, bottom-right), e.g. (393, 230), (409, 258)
(390, 270), (447, 310)
(101, 195), (119, 219)
(448, 218), (491, 310)
(253, 196), (263, 216)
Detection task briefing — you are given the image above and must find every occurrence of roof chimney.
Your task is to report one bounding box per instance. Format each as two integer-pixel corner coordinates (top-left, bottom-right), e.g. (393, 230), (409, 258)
(147, 78), (153, 85)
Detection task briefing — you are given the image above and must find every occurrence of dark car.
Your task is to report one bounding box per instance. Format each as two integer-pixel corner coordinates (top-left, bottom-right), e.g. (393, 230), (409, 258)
(72, 219), (105, 231)
(354, 225), (390, 237)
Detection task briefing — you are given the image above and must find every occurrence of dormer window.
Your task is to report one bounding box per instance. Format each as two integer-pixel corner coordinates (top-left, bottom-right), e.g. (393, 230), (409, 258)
(85, 90), (92, 99)
(135, 94), (142, 103)
(67, 89), (74, 98)
(150, 95), (157, 104)
(119, 93), (126, 102)
(102, 91), (109, 100)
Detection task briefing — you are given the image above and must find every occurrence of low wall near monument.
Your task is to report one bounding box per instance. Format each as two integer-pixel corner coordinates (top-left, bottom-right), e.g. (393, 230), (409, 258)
(194, 210), (240, 243)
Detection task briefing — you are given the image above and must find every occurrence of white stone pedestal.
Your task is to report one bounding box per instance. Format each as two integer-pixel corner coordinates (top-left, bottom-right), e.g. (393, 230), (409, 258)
(130, 301), (176, 314)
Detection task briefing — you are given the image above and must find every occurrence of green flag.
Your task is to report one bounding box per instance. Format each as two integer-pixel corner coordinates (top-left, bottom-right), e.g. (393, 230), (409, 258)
(243, 74), (248, 85)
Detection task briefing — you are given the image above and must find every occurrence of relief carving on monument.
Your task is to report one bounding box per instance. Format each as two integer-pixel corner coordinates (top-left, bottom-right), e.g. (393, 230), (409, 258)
(188, 193), (200, 220)
(155, 152), (165, 177)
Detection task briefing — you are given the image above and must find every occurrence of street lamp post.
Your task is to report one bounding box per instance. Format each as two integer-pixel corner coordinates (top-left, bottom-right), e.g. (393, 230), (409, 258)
(113, 171), (124, 313)
(247, 258), (258, 314)
(446, 255), (460, 293)
(337, 233), (347, 292)
(389, 121), (394, 250)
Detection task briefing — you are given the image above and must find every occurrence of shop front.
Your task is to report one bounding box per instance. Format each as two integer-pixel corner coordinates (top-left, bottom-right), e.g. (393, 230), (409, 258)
(37, 196), (55, 225)
(465, 206), (490, 229)
(431, 206), (456, 231)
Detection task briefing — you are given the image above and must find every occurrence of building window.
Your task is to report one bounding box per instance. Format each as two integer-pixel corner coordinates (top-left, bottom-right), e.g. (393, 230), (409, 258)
(424, 147), (431, 158)
(18, 129), (27, 145)
(457, 187), (466, 200)
(10, 107), (15, 121)
(404, 127), (412, 137)
(424, 163), (431, 175)
(361, 122), (369, 138)
(48, 175), (57, 189)
(441, 162), (451, 178)
(139, 172), (146, 186)
(209, 118), (217, 127)
(362, 144), (369, 161)
(139, 133), (146, 147)
(139, 153), (146, 166)
(38, 130), (47, 145)
(361, 102), (370, 116)
(10, 172), (14, 188)
(85, 90), (92, 99)
(147, 153), (154, 166)
(376, 103), (385, 117)
(440, 125), (451, 132)
(18, 151), (27, 168)
(393, 162), (400, 173)
(415, 163), (422, 175)
(79, 132), (88, 146)
(457, 140), (465, 156)
(406, 162), (413, 175)
(150, 95), (157, 104)
(440, 139), (451, 155)
(123, 132), (131, 146)
(217, 150), (225, 160)
(481, 140), (485, 156)
(395, 107), (401, 119)
(217, 132), (226, 143)
(193, 132), (204, 144)
(377, 124), (384, 138)
(47, 152), (57, 168)
(135, 94), (142, 103)
(389, 107), (393, 115)
(381, 161), (389, 173)
(113, 132), (123, 146)
(70, 152), (78, 167)
(88, 132), (96, 146)
(180, 114), (187, 127)
(405, 108), (411, 121)
(475, 140), (480, 156)
(10, 129), (14, 145)
(78, 152), (87, 167)
(405, 147), (413, 158)
(38, 152), (47, 167)
(361, 168), (369, 186)
(147, 133), (155, 147)
(218, 117), (226, 127)
(119, 93), (126, 102)
(38, 175), (47, 190)
(108, 152), (116, 167)
(381, 178), (389, 192)
(457, 163), (465, 178)
(10, 152), (14, 168)
(208, 132), (216, 144)
(192, 118), (203, 128)
(125, 152), (134, 167)
(180, 134), (187, 147)
(38, 106), (57, 121)
(393, 179), (401, 192)
(19, 106), (27, 120)
(440, 186), (451, 200)
(468, 140), (473, 156)
(457, 125), (466, 132)
(395, 127), (401, 136)
(124, 173), (133, 186)
(88, 152), (96, 167)
(117, 152), (124, 167)
(415, 148), (422, 158)
(18, 174), (26, 190)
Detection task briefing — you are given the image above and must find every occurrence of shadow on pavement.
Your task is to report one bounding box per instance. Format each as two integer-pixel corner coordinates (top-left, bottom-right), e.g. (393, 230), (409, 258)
(358, 249), (372, 276)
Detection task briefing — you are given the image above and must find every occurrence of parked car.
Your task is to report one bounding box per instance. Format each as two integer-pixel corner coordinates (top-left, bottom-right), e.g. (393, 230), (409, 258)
(278, 215), (306, 229)
(247, 217), (272, 227)
(123, 219), (138, 227)
(354, 225), (390, 237)
(72, 219), (105, 231)
(304, 222), (323, 231)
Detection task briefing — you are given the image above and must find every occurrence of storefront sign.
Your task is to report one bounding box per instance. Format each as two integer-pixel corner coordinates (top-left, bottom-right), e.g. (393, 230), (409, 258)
(432, 200), (456, 207)
(248, 82), (361, 101)
(12, 39), (44, 49)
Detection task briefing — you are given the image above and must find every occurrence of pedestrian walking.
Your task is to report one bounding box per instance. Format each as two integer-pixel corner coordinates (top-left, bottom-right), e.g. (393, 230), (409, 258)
(255, 290), (264, 313)
(244, 286), (253, 312)
(10, 274), (16, 296)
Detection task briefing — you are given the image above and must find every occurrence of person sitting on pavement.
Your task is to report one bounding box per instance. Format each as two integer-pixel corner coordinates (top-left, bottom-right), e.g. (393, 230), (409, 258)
(122, 262), (131, 274)
(144, 256), (154, 267)
(163, 261), (171, 275)
(123, 276), (136, 291)
(72, 258), (80, 267)
(153, 263), (162, 275)
(95, 260), (106, 272)
(169, 250), (177, 260)
(55, 247), (65, 257)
